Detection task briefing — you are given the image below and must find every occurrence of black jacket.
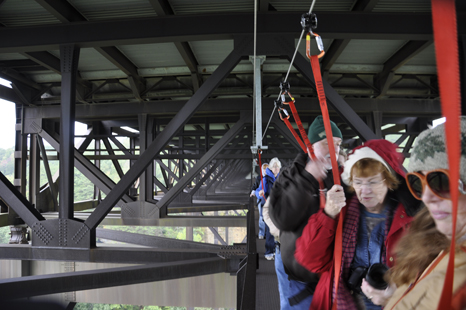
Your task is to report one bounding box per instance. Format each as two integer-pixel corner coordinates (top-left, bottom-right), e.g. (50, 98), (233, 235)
(269, 153), (338, 283)
(251, 175), (261, 192)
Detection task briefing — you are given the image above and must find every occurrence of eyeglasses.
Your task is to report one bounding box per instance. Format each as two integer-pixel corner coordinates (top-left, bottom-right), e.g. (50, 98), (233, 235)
(351, 179), (386, 189)
(406, 169), (466, 200)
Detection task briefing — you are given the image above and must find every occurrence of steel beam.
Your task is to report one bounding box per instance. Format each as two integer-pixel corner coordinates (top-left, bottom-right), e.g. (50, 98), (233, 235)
(23, 51), (89, 89)
(0, 172), (44, 226)
(41, 212), (246, 227)
(38, 128), (133, 205)
(34, 0), (87, 22)
(156, 114), (251, 213)
(0, 243), (221, 263)
(96, 228), (222, 250)
(290, 50), (377, 141)
(0, 12), (444, 52)
(37, 136), (58, 210)
(84, 42), (245, 230)
(102, 138), (124, 178)
(375, 40), (432, 97)
(95, 46), (143, 82)
(189, 160), (222, 197)
(155, 159), (180, 182)
(0, 257), (227, 300)
(0, 84), (20, 103)
(59, 44), (79, 219)
(22, 98), (442, 120)
(34, 0), (139, 90)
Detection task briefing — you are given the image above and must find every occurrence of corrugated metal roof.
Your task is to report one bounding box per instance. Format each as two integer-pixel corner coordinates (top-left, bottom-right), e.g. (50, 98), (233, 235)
(403, 45), (436, 66)
(0, 0), (59, 27)
(270, 0), (354, 12)
(49, 48), (118, 71)
(336, 39), (407, 65)
(190, 40), (234, 65)
(170, 0), (253, 15)
(68, 0), (157, 21)
(0, 53), (28, 61)
(118, 43), (186, 68)
(373, 0), (431, 12)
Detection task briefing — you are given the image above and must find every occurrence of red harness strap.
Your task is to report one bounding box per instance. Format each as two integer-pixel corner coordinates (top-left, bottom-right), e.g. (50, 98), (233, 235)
(280, 92), (327, 209)
(431, 0), (462, 308)
(279, 107), (307, 153)
(309, 55), (343, 310)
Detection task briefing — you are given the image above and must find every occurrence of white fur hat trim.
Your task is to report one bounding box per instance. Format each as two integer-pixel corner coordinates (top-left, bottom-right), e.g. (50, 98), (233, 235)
(341, 147), (391, 185)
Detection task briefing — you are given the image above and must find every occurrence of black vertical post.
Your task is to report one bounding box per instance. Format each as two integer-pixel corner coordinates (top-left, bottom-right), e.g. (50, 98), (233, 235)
(460, 35), (466, 115)
(59, 44), (80, 219)
(28, 134), (39, 205)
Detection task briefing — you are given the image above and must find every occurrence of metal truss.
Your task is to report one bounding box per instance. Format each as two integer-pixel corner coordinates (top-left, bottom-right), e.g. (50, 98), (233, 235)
(0, 29), (443, 308)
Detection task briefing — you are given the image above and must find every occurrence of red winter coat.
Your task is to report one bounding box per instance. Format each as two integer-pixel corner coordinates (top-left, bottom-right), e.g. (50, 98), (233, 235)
(295, 194), (414, 310)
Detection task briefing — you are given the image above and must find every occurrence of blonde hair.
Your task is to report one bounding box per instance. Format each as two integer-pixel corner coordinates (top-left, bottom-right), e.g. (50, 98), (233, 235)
(349, 158), (399, 191)
(387, 207), (450, 286)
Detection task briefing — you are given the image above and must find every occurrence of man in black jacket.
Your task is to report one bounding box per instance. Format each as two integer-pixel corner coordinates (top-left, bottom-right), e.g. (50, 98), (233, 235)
(269, 115), (343, 310)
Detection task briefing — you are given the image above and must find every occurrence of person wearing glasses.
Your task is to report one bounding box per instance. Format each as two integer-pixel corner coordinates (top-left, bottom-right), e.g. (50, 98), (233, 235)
(295, 139), (421, 310)
(384, 118), (466, 309)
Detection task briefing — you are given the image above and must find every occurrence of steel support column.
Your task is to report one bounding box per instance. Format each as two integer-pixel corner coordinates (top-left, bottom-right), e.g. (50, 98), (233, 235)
(59, 44), (79, 219)
(37, 136), (58, 211)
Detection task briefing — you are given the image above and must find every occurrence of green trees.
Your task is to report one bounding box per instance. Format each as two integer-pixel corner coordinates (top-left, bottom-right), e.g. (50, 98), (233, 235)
(0, 147), (14, 183)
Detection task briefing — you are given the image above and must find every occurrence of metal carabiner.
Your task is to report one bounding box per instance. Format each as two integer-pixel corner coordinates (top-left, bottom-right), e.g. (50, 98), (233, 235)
(278, 108), (290, 121)
(281, 91), (295, 105)
(306, 32), (325, 59)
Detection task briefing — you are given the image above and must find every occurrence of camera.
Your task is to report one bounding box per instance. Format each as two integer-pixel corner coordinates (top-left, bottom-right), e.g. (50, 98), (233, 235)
(347, 263), (389, 293)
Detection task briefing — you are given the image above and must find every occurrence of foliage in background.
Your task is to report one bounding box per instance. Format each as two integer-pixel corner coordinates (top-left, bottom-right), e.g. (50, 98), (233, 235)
(0, 147), (14, 183)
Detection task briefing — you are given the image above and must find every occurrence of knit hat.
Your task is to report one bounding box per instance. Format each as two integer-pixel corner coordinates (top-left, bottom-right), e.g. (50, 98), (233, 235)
(341, 139), (405, 185)
(308, 115), (343, 144)
(408, 116), (466, 183)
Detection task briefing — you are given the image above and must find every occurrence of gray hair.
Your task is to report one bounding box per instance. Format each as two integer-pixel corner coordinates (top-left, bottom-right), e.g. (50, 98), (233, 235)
(269, 157), (282, 170)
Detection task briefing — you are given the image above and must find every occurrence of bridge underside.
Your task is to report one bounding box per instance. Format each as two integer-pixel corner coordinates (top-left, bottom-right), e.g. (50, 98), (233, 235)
(0, 0), (465, 308)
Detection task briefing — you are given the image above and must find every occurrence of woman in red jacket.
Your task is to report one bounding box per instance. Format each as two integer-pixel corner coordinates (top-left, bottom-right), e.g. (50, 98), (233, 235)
(295, 140), (421, 310)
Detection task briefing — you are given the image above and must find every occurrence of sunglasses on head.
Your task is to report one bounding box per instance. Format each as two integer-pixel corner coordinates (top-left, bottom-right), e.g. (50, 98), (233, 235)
(405, 169), (466, 200)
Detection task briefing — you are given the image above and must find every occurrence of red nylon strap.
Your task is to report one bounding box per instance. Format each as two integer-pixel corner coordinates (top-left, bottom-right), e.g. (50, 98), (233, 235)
(310, 57), (341, 185)
(286, 97), (314, 156)
(258, 150), (266, 201)
(310, 55), (343, 310)
(283, 116), (307, 153)
(284, 98), (326, 209)
(431, 0), (461, 309)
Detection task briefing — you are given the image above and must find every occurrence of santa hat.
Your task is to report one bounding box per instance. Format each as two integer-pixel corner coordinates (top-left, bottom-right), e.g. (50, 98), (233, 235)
(341, 139), (405, 185)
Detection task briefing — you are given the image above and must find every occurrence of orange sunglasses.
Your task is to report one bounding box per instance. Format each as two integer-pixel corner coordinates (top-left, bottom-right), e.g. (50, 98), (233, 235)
(406, 169), (466, 200)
